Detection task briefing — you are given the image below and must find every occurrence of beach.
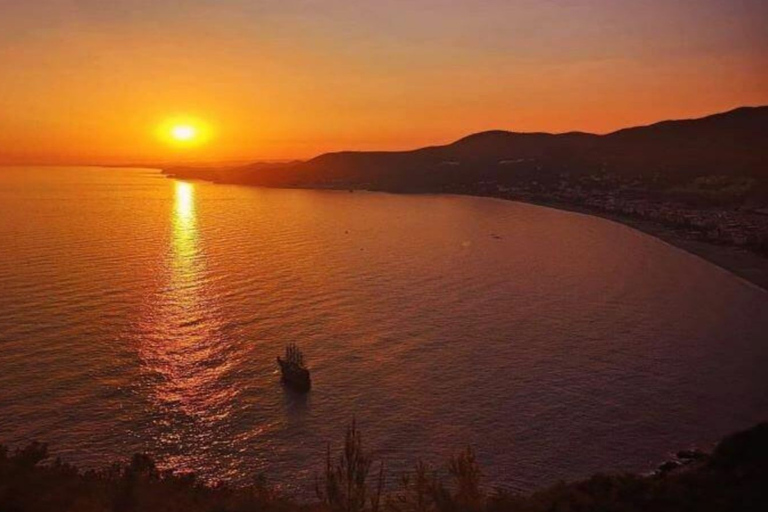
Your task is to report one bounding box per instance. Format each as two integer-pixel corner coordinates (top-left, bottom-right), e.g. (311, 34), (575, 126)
(518, 197), (768, 294)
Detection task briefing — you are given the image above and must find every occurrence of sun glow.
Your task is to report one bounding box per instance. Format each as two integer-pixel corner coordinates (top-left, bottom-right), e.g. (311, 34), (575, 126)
(171, 125), (197, 142)
(158, 117), (211, 148)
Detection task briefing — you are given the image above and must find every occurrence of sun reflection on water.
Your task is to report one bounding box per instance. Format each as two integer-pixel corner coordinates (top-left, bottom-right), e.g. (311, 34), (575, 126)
(171, 181), (200, 287)
(136, 180), (238, 472)
(174, 181), (195, 224)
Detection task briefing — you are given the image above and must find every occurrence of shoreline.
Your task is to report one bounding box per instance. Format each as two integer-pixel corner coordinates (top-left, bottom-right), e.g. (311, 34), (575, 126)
(163, 171), (768, 293)
(519, 198), (768, 294)
(493, 195), (768, 294)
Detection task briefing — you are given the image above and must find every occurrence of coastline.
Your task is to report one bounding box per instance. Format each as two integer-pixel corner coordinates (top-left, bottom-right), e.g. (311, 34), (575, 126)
(503, 197), (768, 294)
(163, 170), (768, 293)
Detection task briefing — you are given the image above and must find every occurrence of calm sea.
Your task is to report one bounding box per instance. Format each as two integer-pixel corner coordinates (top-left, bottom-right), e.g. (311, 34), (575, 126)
(1, 166), (766, 495)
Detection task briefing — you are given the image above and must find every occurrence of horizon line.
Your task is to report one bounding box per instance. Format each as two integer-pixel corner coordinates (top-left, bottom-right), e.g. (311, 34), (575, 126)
(1, 104), (764, 169)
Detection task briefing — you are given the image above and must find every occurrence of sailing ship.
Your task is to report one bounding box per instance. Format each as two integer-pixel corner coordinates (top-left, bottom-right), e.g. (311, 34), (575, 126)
(277, 343), (311, 392)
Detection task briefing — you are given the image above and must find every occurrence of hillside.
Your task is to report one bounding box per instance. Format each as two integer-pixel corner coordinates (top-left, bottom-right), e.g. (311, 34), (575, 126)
(2, 422), (767, 511)
(167, 106), (768, 195)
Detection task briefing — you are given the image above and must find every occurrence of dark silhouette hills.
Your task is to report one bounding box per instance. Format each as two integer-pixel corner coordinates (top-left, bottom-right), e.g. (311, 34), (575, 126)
(167, 106), (768, 197)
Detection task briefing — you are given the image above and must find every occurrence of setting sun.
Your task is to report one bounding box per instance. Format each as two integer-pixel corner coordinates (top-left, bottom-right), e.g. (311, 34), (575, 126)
(1, 2), (767, 510)
(171, 125), (197, 142)
(157, 117), (211, 149)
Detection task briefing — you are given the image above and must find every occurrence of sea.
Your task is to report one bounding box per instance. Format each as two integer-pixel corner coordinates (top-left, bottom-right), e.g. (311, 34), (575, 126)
(1, 166), (766, 495)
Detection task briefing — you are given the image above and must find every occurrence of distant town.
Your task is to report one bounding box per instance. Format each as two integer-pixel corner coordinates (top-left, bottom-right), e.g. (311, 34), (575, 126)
(448, 173), (768, 258)
(166, 105), (768, 286)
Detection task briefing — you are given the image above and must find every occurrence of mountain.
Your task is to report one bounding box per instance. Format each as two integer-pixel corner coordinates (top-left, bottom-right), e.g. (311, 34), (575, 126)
(597, 106), (768, 179)
(167, 106), (768, 194)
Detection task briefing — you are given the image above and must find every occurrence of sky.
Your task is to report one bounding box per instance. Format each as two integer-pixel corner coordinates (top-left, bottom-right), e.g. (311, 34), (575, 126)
(0, 0), (766, 164)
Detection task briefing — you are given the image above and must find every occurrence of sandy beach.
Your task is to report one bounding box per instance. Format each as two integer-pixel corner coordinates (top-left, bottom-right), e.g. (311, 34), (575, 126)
(518, 198), (768, 294)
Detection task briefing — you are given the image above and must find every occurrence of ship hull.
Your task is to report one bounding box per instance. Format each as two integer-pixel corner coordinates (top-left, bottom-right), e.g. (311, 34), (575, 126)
(277, 357), (311, 392)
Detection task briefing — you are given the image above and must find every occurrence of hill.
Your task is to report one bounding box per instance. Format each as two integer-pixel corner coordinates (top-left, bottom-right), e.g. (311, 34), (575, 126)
(2, 421), (767, 511)
(167, 106), (768, 195)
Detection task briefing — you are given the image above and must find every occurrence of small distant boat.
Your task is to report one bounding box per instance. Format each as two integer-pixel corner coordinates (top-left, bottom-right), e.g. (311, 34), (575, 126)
(277, 343), (311, 392)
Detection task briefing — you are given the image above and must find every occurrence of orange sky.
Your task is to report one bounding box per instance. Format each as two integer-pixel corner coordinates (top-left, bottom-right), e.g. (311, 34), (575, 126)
(0, 0), (766, 165)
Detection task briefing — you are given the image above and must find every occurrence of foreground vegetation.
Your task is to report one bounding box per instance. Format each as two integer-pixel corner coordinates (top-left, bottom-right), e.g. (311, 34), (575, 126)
(2, 421), (767, 512)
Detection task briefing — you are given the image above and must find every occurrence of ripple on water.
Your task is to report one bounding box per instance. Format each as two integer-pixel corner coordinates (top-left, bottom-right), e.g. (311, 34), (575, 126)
(0, 167), (767, 497)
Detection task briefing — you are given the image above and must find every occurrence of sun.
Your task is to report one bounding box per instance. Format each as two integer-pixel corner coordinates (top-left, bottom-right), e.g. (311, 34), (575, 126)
(171, 124), (197, 142)
(158, 117), (211, 148)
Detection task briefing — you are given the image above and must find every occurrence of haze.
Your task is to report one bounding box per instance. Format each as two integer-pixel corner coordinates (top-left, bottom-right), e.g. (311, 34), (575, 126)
(1, 0), (766, 164)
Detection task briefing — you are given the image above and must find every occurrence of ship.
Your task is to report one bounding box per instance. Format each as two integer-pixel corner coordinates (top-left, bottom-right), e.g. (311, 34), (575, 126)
(277, 343), (311, 392)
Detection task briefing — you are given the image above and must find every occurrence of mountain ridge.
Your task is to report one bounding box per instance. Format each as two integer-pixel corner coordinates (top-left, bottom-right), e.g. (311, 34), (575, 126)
(166, 105), (768, 194)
